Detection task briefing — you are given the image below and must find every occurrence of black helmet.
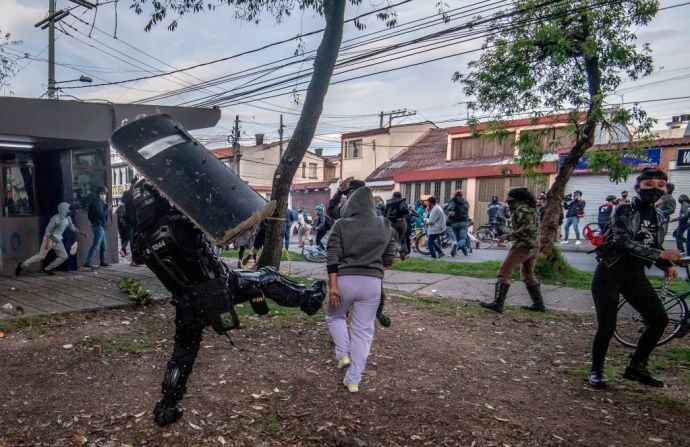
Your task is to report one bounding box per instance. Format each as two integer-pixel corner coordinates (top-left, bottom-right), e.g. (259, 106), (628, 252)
(346, 179), (366, 192)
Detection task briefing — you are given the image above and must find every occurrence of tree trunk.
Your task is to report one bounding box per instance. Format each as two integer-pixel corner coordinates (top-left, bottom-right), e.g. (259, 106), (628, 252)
(539, 15), (602, 265)
(257, 0), (346, 269)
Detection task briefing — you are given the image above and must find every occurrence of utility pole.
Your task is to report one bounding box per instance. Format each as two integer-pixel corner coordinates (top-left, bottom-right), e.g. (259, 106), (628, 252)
(278, 114), (285, 159)
(47, 0), (56, 98)
(233, 115), (240, 176)
(379, 109), (417, 128)
(35, 0), (97, 99)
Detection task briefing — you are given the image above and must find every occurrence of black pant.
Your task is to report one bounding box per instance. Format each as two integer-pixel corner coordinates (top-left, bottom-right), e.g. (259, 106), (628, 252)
(162, 304), (205, 401)
(675, 223), (688, 251)
(590, 257), (668, 372)
(316, 229), (327, 250)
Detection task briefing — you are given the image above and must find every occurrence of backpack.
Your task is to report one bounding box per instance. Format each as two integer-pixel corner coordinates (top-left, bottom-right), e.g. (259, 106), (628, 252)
(386, 201), (404, 220)
(323, 215), (333, 231)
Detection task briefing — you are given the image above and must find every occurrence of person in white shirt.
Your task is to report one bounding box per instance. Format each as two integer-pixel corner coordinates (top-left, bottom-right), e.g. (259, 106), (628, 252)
(15, 202), (88, 276)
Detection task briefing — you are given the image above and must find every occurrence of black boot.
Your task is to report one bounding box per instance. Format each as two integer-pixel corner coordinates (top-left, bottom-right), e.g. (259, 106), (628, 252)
(522, 284), (545, 312)
(153, 397), (184, 426)
(588, 370), (607, 388)
(623, 362), (664, 387)
(376, 290), (391, 328)
(480, 283), (510, 313)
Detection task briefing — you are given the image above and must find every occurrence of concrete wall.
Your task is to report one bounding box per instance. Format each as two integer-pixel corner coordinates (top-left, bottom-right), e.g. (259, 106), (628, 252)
(0, 216), (41, 276)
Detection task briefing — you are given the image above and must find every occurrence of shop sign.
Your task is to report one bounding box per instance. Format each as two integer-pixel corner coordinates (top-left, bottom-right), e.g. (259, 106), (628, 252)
(112, 184), (127, 196)
(559, 147), (661, 173)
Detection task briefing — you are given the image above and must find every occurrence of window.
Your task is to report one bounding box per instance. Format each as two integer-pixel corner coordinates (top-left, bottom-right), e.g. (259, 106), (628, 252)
(403, 183), (412, 203)
(518, 127), (576, 153)
(345, 139), (363, 159)
(450, 133), (516, 160)
(433, 181), (441, 201)
(73, 148), (108, 210)
(1, 152), (36, 216)
(301, 162), (306, 179)
(455, 179), (462, 191)
(308, 163), (318, 179)
(444, 180), (452, 204)
(415, 182), (421, 203)
(424, 182), (431, 195)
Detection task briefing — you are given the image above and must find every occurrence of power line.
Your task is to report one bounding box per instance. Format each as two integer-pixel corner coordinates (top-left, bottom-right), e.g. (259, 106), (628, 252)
(60, 0), (414, 90)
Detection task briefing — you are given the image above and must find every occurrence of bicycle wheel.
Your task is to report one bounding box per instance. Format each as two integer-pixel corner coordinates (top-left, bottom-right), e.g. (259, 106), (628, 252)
(614, 289), (688, 348)
(474, 229), (495, 249)
(415, 233), (430, 256)
(305, 251), (326, 263)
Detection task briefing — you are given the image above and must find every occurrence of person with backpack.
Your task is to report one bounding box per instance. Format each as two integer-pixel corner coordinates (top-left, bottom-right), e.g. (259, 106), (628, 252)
(312, 204), (331, 250)
(447, 189), (470, 256)
(84, 185), (111, 270)
(589, 168), (682, 389)
(487, 196), (501, 223)
(384, 192), (409, 260)
(597, 195), (617, 234)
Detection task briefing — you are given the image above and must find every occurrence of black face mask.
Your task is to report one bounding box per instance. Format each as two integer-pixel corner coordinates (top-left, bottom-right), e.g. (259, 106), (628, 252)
(638, 188), (665, 205)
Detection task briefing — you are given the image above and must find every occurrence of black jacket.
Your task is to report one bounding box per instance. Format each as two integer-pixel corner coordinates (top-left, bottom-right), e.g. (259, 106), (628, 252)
(447, 196), (469, 222)
(657, 194), (676, 221)
(88, 196), (109, 226)
(596, 199), (672, 270)
(384, 197), (409, 221)
(564, 199), (586, 218)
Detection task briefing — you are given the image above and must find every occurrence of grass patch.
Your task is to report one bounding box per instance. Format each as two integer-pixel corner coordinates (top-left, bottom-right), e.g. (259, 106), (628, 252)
(392, 250), (687, 291)
(77, 335), (155, 355)
(221, 249), (307, 263)
(0, 316), (49, 335)
(647, 394), (687, 410)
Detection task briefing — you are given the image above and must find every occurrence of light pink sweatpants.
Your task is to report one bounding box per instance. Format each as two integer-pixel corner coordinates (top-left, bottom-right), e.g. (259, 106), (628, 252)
(326, 275), (381, 385)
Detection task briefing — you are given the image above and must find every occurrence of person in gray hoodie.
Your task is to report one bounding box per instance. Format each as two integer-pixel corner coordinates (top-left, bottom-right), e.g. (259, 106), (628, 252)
(424, 196), (447, 259)
(326, 186), (398, 393)
(15, 202), (89, 276)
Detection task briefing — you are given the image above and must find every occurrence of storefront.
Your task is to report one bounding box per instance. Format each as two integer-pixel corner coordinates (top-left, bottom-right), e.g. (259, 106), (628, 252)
(0, 97), (220, 275)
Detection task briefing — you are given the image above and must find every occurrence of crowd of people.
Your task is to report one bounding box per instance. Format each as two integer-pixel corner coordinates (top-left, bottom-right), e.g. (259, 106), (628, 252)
(12, 168), (688, 403)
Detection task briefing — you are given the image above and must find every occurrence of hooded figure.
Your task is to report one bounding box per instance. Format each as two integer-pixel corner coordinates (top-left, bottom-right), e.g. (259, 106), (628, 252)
(15, 202), (88, 276)
(325, 186), (399, 393)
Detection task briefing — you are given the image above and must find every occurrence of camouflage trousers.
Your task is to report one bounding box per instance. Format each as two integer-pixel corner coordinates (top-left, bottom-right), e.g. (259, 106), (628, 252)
(497, 246), (539, 286)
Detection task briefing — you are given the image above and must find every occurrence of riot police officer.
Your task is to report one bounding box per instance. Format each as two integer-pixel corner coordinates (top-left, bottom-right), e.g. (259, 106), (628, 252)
(131, 179), (326, 426)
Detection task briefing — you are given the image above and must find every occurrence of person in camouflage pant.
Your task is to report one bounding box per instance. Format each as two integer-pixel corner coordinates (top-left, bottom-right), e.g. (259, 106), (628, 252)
(480, 188), (545, 313)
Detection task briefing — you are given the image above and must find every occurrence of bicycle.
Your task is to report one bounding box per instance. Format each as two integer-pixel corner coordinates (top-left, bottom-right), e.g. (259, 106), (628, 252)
(414, 229), (452, 256)
(474, 224), (510, 249)
(614, 261), (690, 348)
(302, 244), (327, 263)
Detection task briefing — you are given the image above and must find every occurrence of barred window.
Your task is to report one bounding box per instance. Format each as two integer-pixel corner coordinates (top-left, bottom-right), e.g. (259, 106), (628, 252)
(434, 181), (441, 200)
(444, 180), (452, 204)
(403, 183), (412, 202)
(415, 182), (421, 203)
(424, 182), (431, 195)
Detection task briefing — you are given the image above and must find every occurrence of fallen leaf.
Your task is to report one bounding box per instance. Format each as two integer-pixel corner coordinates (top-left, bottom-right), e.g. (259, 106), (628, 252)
(92, 345), (102, 355)
(484, 404), (495, 410)
(251, 393), (262, 399)
(62, 344), (73, 349)
(218, 435), (227, 445)
(410, 434), (423, 440)
(493, 416), (510, 422)
(649, 438), (664, 443)
(73, 434), (88, 445)
(252, 405), (264, 411)
(188, 422), (202, 430)
(133, 411), (146, 418)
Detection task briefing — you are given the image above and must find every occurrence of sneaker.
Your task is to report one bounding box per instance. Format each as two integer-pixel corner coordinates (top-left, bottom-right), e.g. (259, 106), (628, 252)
(574, 240), (582, 246)
(337, 355), (351, 369)
(450, 245), (458, 257)
(42, 267), (55, 276)
(560, 240), (569, 244)
(588, 370), (607, 389)
(100, 263), (111, 268)
(83, 264), (93, 271)
(343, 379), (359, 393)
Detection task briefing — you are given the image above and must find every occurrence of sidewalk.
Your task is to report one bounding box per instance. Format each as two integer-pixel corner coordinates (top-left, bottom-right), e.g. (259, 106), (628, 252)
(0, 257), (595, 322)
(279, 259), (595, 314)
(0, 263), (169, 321)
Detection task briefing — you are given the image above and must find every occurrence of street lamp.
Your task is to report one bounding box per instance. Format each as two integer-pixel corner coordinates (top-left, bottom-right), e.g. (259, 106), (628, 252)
(54, 75), (93, 84)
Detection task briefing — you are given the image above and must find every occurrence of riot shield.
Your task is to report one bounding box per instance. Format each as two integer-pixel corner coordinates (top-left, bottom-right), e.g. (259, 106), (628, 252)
(110, 114), (275, 245)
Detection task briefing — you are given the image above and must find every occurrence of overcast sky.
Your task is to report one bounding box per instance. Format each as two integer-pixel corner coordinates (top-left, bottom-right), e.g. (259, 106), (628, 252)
(2, 0), (690, 155)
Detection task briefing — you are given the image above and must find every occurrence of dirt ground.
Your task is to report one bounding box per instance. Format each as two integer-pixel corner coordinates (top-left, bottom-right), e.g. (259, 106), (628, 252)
(1, 294), (689, 447)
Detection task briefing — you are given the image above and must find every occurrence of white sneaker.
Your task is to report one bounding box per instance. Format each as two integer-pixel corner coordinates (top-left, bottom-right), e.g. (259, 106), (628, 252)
(574, 240), (582, 246)
(560, 240), (569, 244)
(337, 355), (351, 369)
(343, 379), (359, 393)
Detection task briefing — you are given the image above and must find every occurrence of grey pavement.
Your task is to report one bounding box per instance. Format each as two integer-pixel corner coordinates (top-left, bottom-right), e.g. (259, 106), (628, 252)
(0, 253), (597, 322)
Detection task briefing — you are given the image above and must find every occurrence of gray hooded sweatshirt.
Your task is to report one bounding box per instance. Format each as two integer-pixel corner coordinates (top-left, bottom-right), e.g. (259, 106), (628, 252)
(326, 187), (398, 279)
(45, 202), (76, 241)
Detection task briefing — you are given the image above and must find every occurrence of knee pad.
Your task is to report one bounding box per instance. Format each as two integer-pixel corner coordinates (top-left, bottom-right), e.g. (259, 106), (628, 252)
(161, 362), (192, 401)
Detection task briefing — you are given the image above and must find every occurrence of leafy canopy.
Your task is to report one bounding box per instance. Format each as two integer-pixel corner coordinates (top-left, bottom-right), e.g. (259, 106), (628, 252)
(130, 0), (399, 31)
(0, 31), (21, 90)
(455, 0), (659, 181)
